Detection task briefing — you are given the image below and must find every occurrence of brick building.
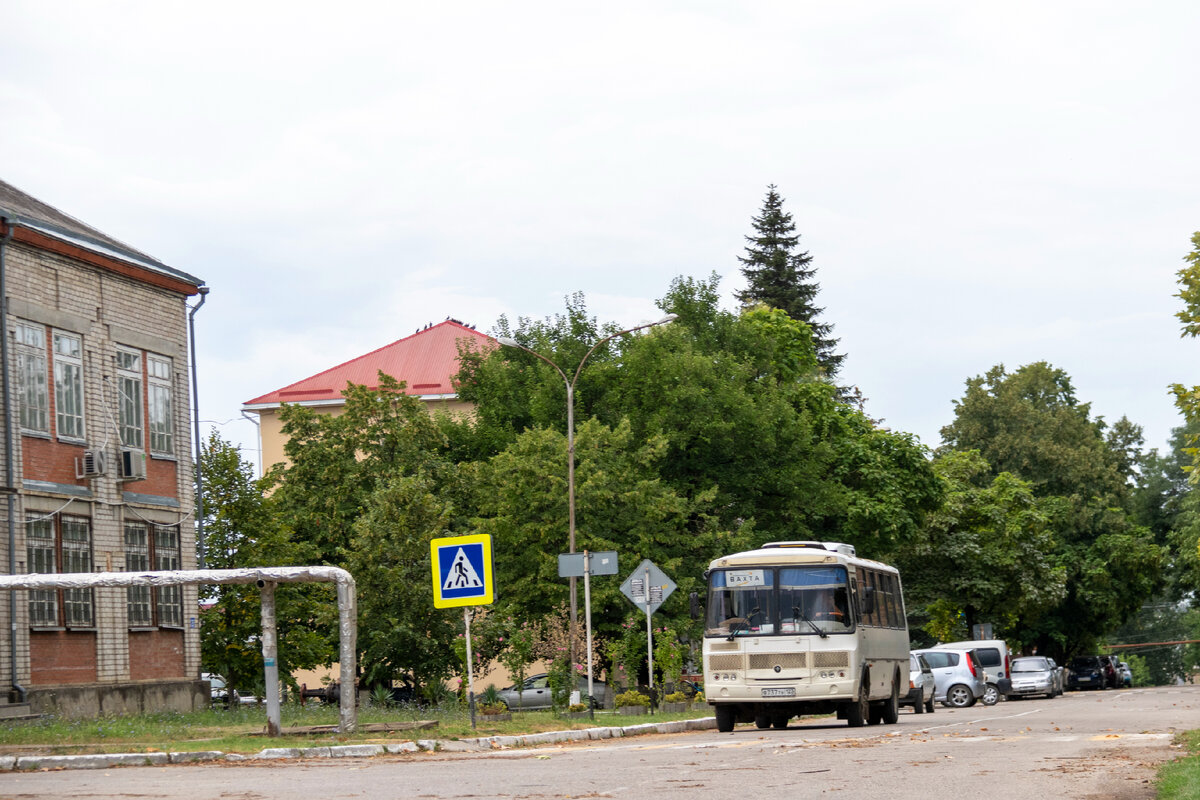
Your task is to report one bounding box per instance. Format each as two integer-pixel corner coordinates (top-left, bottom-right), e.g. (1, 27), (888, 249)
(0, 179), (208, 716)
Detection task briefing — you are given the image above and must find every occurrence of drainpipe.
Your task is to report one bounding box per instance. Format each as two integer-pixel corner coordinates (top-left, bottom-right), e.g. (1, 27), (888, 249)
(239, 410), (261, 479)
(188, 287), (209, 569)
(1, 217), (26, 702)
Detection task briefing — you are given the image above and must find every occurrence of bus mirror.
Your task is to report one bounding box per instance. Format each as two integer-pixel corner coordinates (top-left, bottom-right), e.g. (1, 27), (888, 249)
(689, 591), (701, 620)
(860, 586), (875, 616)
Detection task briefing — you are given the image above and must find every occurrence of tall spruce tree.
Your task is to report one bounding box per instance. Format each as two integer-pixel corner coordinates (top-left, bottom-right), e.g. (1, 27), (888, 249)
(736, 184), (844, 379)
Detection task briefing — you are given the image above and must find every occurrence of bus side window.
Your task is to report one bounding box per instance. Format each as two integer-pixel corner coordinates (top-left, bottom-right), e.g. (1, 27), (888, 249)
(861, 571), (877, 627)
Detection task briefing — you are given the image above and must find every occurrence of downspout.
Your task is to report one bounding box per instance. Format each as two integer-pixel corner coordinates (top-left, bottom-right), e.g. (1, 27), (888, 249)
(1, 218), (26, 702)
(188, 287), (209, 569)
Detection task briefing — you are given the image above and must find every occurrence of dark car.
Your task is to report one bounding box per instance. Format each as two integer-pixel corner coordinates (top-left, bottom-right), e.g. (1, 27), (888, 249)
(1066, 656), (1107, 691)
(1101, 655), (1121, 689)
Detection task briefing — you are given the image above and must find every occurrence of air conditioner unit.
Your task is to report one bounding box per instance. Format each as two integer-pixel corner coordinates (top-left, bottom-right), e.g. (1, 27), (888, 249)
(119, 449), (147, 481)
(74, 449), (106, 479)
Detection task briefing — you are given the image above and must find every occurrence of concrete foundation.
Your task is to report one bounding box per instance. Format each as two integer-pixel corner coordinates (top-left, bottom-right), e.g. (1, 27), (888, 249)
(22, 679), (209, 718)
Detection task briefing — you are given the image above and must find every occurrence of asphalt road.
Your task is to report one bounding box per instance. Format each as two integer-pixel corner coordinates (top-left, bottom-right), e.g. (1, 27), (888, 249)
(4, 686), (1196, 799)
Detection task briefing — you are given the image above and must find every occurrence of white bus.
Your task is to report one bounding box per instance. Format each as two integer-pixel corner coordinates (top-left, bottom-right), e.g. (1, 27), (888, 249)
(702, 541), (909, 731)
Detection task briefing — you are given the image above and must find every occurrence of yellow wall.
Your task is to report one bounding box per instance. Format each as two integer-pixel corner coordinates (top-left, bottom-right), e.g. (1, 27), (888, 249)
(253, 396), (477, 476)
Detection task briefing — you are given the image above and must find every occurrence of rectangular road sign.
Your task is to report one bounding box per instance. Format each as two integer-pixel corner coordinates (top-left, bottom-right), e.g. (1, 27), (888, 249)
(558, 551), (619, 578)
(431, 534), (494, 608)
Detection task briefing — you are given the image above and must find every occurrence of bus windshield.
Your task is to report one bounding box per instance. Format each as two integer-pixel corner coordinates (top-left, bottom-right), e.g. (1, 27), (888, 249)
(706, 565), (851, 637)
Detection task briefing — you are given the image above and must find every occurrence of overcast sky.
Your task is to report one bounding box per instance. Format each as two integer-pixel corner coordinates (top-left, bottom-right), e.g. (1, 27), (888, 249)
(2, 1), (1197, 473)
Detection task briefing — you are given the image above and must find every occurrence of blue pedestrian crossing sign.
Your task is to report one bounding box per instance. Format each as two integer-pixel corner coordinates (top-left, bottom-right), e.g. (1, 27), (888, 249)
(430, 534), (494, 608)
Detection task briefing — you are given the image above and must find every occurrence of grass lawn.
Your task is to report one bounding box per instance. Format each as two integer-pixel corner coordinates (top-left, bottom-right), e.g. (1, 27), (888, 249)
(1158, 730), (1200, 800)
(0, 702), (714, 757)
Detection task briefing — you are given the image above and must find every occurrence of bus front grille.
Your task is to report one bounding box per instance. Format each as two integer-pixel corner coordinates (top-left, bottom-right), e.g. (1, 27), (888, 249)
(707, 654), (745, 671)
(811, 651), (850, 668)
(749, 652), (808, 670)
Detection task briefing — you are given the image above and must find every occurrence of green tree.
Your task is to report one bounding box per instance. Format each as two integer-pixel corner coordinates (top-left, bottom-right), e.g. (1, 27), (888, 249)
(456, 279), (939, 558)
(1109, 601), (1200, 685)
(938, 362), (1165, 656)
(896, 450), (1066, 645)
(198, 432), (328, 698)
(1169, 231), (1200, 471)
(268, 373), (469, 690)
(472, 418), (717, 642)
(735, 185), (844, 379)
(269, 373), (450, 565)
(939, 362), (1127, 499)
(343, 471), (464, 690)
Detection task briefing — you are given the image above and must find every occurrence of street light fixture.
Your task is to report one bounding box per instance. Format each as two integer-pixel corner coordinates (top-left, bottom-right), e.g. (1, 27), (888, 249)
(496, 313), (678, 650)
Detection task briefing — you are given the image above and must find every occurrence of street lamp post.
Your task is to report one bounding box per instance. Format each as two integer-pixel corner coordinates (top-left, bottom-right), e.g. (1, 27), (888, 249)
(497, 313), (677, 661)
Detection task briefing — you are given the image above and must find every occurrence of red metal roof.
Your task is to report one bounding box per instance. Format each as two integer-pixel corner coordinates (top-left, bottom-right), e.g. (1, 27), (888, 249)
(243, 320), (495, 407)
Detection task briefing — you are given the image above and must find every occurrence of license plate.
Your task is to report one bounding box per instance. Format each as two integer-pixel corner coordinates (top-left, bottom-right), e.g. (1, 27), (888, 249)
(761, 687), (795, 698)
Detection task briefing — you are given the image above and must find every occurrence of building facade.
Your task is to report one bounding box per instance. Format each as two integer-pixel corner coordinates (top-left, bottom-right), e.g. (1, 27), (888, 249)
(0, 179), (208, 716)
(243, 319), (494, 474)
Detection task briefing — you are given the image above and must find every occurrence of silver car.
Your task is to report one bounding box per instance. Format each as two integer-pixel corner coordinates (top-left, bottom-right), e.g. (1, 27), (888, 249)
(1009, 656), (1058, 699)
(497, 673), (608, 711)
(901, 652), (937, 713)
(913, 648), (988, 708)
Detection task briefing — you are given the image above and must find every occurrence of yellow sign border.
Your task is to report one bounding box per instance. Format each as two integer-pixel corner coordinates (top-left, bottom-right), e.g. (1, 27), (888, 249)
(430, 534), (494, 608)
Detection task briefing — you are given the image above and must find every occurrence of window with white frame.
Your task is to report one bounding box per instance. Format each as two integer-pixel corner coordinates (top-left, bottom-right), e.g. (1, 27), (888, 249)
(124, 522), (182, 627)
(14, 321), (48, 434)
(116, 347), (143, 450)
(26, 518), (57, 626)
(61, 518), (93, 626)
(53, 331), (85, 440)
(147, 355), (173, 455)
(124, 523), (153, 626)
(154, 526), (182, 626)
(26, 515), (94, 627)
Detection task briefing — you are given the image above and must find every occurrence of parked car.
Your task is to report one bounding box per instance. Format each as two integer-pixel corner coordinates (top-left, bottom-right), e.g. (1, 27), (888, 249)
(1045, 657), (1065, 696)
(497, 673), (609, 711)
(912, 648), (988, 708)
(900, 652), (937, 714)
(1066, 655), (1107, 690)
(1118, 661), (1133, 688)
(201, 672), (239, 706)
(1008, 656), (1058, 700)
(1102, 655), (1121, 689)
(939, 639), (1012, 704)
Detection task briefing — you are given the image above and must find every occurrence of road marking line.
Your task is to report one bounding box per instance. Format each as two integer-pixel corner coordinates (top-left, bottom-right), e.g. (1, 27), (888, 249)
(915, 707), (1043, 732)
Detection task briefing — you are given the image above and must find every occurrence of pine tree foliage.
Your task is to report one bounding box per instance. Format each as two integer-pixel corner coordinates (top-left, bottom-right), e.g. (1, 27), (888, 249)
(735, 185), (844, 379)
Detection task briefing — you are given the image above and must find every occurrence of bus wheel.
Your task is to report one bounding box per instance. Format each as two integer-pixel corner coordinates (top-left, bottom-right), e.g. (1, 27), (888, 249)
(772, 714), (789, 729)
(716, 705), (736, 733)
(846, 680), (869, 727)
(882, 674), (900, 724)
(754, 714), (771, 729)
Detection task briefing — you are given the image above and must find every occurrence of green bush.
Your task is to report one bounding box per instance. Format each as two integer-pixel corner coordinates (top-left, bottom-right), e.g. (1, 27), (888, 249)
(663, 691), (689, 704)
(614, 690), (651, 708)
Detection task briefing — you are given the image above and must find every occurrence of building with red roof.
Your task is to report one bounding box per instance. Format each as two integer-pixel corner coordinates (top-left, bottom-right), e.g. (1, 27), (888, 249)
(242, 319), (495, 472)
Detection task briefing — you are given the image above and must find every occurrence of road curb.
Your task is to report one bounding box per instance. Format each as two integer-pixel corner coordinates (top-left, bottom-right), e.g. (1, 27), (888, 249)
(4, 716), (717, 771)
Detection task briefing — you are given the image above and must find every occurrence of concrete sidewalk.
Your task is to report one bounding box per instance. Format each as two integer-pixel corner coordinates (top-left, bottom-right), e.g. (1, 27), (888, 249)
(1, 716), (718, 771)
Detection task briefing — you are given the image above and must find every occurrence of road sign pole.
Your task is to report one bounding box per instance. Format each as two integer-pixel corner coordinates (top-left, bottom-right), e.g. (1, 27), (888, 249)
(645, 564), (655, 695)
(464, 608), (476, 730)
(584, 551), (594, 719)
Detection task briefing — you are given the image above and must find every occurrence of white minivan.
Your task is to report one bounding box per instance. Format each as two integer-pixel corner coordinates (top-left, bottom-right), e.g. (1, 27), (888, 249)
(939, 639), (1012, 704)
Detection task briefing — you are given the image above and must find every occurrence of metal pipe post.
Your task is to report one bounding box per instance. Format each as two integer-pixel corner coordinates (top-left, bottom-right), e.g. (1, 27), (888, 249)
(584, 550), (593, 718)
(645, 565), (655, 694)
(259, 580), (281, 737)
(464, 608), (476, 730)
